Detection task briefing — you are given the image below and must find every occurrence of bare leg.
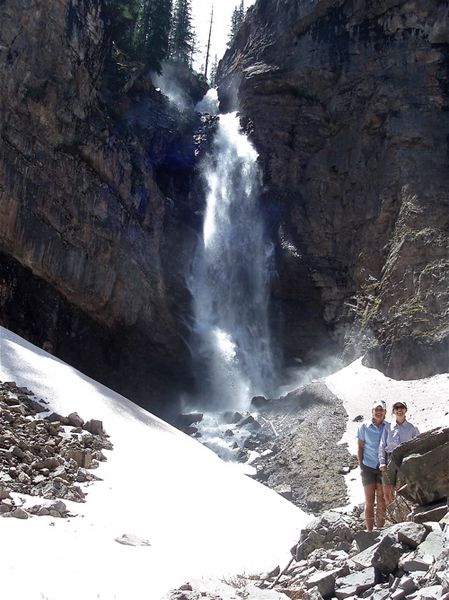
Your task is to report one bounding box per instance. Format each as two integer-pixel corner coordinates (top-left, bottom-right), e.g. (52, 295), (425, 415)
(383, 484), (395, 508)
(363, 483), (376, 531)
(375, 483), (386, 528)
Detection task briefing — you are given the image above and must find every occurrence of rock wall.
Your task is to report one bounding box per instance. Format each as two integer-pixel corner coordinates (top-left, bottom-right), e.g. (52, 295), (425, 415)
(0, 0), (203, 412)
(218, 0), (449, 378)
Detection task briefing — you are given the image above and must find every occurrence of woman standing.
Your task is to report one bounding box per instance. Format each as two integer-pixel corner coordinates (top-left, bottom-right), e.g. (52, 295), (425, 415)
(357, 400), (388, 531)
(379, 401), (420, 507)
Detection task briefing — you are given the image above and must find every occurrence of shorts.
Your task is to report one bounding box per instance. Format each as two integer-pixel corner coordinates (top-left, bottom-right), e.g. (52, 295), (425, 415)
(382, 459), (399, 486)
(361, 463), (383, 486)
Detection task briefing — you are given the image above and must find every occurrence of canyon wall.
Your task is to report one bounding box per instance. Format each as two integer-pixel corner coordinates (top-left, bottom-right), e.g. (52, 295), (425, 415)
(218, 0), (449, 378)
(0, 0), (205, 412)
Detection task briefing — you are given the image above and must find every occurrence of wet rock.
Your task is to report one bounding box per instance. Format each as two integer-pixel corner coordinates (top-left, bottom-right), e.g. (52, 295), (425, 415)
(222, 411), (244, 424)
(174, 413), (203, 428)
(251, 396), (270, 409)
(237, 414), (261, 430)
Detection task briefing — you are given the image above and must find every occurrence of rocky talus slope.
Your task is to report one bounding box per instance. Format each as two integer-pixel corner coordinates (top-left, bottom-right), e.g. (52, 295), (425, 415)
(0, 380), (112, 519)
(175, 382), (354, 513)
(218, 0), (449, 379)
(169, 510), (449, 600)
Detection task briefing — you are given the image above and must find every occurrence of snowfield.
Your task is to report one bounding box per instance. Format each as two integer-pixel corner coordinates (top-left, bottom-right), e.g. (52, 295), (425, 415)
(0, 327), (309, 600)
(1, 326), (447, 599)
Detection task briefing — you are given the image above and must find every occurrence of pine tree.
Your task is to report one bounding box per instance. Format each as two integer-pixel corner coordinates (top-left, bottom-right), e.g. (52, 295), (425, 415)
(170, 0), (195, 64)
(106, 0), (140, 58)
(134, 0), (172, 72)
(209, 54), (219, 86)
(227, 0), (245, 48)
(203, 6), (214, 79)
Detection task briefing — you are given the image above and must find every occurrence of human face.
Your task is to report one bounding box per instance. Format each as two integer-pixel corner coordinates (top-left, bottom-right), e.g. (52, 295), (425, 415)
(393, 404), (407, 421)
(372, 406), (386, 424)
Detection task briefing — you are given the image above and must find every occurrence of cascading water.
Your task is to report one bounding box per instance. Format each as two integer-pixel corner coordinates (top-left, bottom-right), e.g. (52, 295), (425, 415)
(190, 110), (276, 410)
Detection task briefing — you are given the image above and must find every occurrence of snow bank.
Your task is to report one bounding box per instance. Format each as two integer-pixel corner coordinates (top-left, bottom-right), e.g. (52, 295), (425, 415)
(0, 327), (310, 600)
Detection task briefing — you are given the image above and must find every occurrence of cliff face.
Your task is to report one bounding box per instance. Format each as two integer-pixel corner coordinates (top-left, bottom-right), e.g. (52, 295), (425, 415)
(0, 0), (205, 412)
(218, 0), (449, 378)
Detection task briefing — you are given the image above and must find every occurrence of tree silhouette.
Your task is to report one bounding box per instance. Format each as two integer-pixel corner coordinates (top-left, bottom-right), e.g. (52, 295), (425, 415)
(170, 0), (195, 64)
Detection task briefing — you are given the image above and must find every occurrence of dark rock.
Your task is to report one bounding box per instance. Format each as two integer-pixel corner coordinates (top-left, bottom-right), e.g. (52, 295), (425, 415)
(0, 0), (205, 414)
(218, 0), (449, 380)
(46, 413), (70, 425)
(295, 511), (359, 561)
(236, 415), (261, 430)
(372, 534), (404, 574)
(251, 396), (270, 409)
(306, 569), (338, 599)
(222, 411), (244, 424)
(354, 530), (381, 552)
(393, 427), (449, 506)
(67, 413), (84, 428)
(412, 501), (448, 524)
(83, 420), (104, 436)
(175, 413), (203, 428)
(335, 568), (376, 598)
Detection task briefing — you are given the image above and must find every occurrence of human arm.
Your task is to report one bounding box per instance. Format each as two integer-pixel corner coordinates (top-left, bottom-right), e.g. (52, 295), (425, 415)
(378, 426), (388, 470)
(357, 439), (364, 466)
(356, 424), (365, 466)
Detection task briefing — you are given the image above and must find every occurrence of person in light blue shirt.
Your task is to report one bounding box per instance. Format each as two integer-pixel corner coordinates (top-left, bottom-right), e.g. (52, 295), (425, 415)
(379, 401), (420, 506)
(356, 400), (388, 531)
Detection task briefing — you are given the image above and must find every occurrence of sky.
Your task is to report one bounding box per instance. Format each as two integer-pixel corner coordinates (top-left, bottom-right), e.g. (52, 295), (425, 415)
(1, 325), (448, 598)
(190, 0), (256, 73)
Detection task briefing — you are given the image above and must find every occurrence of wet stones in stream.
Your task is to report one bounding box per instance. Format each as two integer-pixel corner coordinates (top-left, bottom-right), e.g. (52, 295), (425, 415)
(174, 382), (356, 514)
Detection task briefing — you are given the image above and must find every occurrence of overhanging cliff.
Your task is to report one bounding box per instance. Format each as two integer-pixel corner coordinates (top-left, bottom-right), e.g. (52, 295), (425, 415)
(0, 0), (207, 412)
(218, 0), (449, 378)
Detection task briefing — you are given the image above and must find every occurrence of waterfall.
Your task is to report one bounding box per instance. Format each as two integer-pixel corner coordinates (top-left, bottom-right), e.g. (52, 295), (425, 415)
(190, 112), (276, 409)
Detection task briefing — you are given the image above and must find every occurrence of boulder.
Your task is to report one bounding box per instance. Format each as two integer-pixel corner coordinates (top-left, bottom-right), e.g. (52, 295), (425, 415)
(372, 534), (404, 574)
(399, 530), (446, 572)
(67, 412), (84, 428)
(83, 419), (104, 435)
(335, 568), (376, 598)
(306, 569), (339, 599)
(174, 413), (203, 428)
(222, 411), (244, 424)
(354, 530), (381, 552)
(295, 511), (359, 560)
(237, 415), (261, 430)
(412, 502), (448, 524)
(397, 523), (428, 548)
(391, 428), (449, 505)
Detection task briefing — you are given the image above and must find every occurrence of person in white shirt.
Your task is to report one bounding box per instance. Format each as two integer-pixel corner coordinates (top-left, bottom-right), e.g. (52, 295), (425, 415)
(379, 401), (420, 507)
